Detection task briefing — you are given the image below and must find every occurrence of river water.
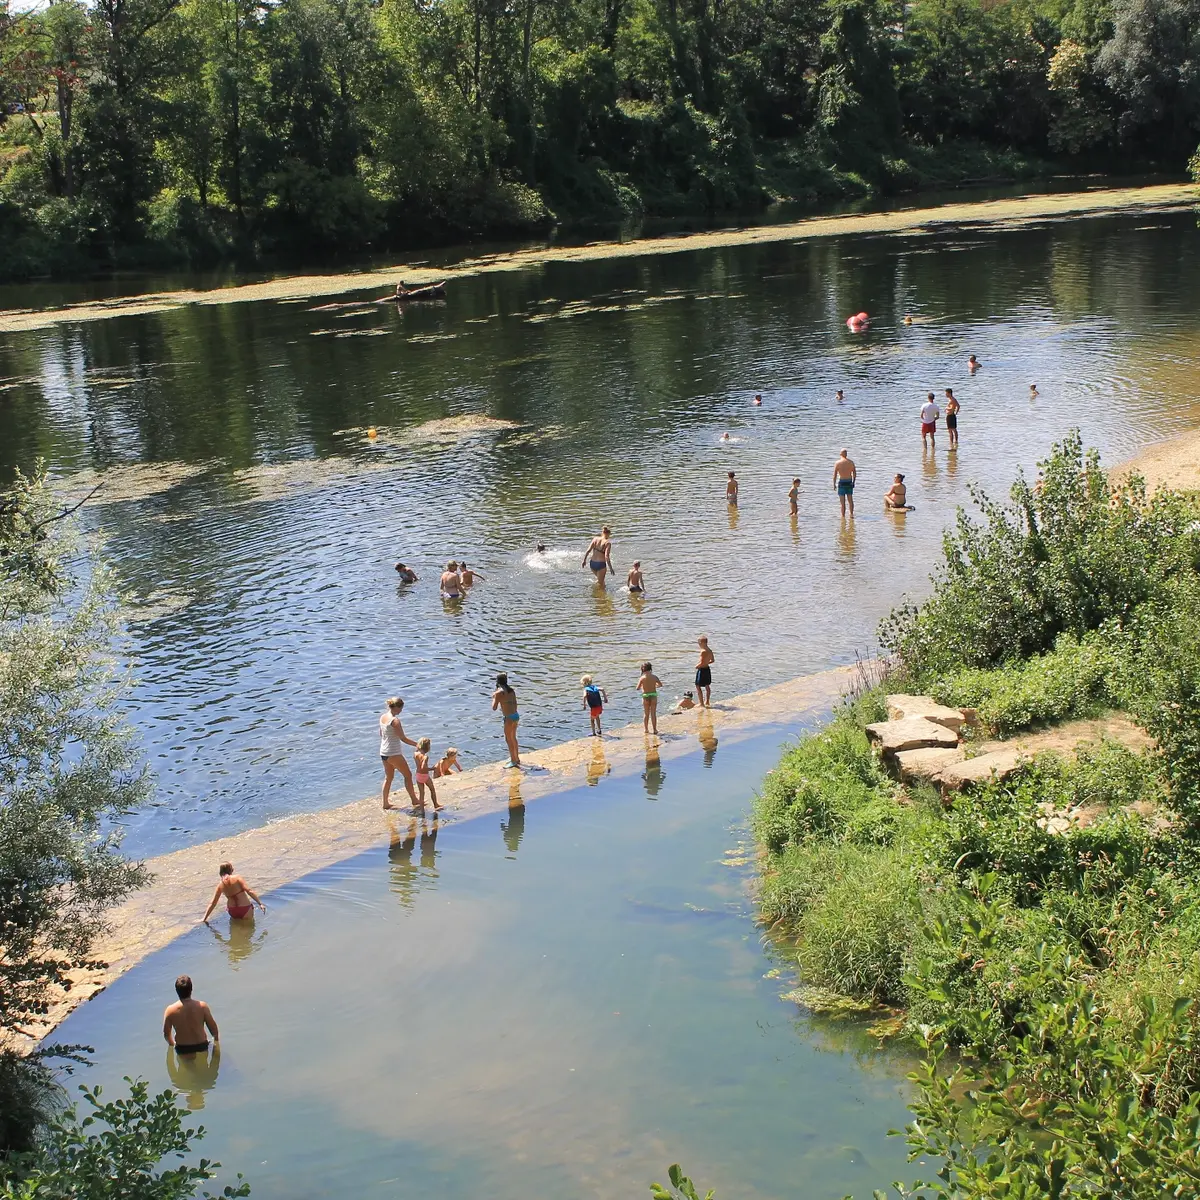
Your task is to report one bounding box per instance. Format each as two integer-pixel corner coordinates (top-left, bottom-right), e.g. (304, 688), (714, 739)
(7, 204), (1200, 1197)
(4, 206), (1200, 859)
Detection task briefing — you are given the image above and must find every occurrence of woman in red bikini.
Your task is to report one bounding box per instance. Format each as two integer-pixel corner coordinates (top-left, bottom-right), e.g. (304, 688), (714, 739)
(202, 862), (267, 923)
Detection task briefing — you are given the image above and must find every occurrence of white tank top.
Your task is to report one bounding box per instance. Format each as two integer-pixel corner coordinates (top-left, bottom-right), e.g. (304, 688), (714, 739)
(379, 712), (405, 757)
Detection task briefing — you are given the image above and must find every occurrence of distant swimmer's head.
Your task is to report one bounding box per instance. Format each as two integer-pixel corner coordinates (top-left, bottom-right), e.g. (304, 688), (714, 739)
(904, 313), (913, 324)
(968, 355), (978, 364)
(895, 473), (905, 483)
(175, 974), (193, 1000)
(641, 661), (653, 672)
(793, 477), (801, 485)
(840, 448), (849, 458)
(219, 862), (233, 877)
(536, 542), (546, 552)
(698, 635), (709, 647)
(394, 561), (406, 572)
(417, 736), (431, 753)
(728, 470), (736, 479)
(496, 672), (512, 692)
(944, 388), (955, 398)
(446, 560), (458, 571)
(721, 432), (731, 440)
(753, 394), (762, 405)
(1030, 383), (1038, 392)
(459, 560), (468, 570)
(445, 747), (459, 761)
(684, 690), (694, 698)
(387, 696), (404, 713)
(632, 560), (641, 568)
(581, 674), (593, 686)
(927, 392), (935, 401)
(836, 390), (844, 400)
(601, 526), (611, 537)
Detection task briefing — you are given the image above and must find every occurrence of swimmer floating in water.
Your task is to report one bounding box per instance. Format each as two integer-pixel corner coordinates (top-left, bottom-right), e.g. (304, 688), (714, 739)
(753, 394), (763, 406)
(968, 354), (980, 373)
(1030, 383), (1039, 398)
(394, 562), (418, 583)
(835, 390), (845, 404)
(721, 432), (732, 442)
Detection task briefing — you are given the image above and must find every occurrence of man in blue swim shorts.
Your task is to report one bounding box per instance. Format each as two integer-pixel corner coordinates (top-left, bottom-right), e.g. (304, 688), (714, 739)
(833, 449), (857, 517)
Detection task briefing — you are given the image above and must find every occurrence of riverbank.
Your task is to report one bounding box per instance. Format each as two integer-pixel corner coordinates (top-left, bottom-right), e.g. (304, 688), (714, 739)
(0, 183), (1192, 335)
(22, 664), (857, 1044)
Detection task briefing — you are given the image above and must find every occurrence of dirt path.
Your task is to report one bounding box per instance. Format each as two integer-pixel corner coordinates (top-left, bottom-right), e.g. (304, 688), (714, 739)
(1, 183), (1193, 335)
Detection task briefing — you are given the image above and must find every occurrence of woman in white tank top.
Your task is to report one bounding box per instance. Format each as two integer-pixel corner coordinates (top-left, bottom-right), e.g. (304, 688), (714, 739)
(379, 696), (418, 810)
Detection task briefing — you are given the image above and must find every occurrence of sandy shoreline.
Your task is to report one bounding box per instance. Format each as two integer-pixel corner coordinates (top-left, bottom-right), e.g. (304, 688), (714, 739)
(25, 665), (857, 1043)
(1, 183), (1193, 336)
(1118, 427), (1200, 493)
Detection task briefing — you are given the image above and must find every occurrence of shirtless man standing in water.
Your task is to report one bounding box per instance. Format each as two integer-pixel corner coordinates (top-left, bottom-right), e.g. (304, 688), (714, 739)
(833, 450), (857, 517)
(163, 975), (219, 1056)
(582, 527), (614, 587)
(202, 862), (266, 923)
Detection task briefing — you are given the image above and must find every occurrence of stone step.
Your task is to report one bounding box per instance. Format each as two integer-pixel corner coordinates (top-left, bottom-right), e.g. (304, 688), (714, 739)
(936, 749), (1026, 790)
(865, 716), (960, 755)
(893, 746), (965, 783)
(885, 694), (968, 733)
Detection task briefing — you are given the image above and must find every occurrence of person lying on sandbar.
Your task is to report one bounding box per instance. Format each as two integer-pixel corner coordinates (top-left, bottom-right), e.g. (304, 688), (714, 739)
(884, 473), (913, 511)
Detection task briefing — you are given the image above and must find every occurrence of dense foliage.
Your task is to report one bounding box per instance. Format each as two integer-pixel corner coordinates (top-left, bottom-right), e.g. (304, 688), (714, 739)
(2, 0), (1198, 277)
(0, 1078), (249, 1198)
(753, 435), (1200, 1195)
(0, 466), (149, 1153)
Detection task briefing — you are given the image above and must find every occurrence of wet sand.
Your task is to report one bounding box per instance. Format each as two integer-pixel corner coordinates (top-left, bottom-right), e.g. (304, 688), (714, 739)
(1, 183), (1193, 335)
(27, 665), (857, 1043)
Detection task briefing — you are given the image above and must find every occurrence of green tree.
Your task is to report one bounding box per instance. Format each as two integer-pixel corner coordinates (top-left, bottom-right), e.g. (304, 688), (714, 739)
(0, 466), (150, 1149)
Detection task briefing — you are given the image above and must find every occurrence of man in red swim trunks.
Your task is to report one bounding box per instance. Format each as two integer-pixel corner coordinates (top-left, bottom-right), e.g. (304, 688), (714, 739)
(920, 393), (940, 450)
(163, 974), (219, 1056)
(202, 861), (267, 923)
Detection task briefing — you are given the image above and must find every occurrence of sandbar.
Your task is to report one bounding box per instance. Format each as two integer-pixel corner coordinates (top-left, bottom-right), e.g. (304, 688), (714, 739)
(26, 664), (857, 1043)
(1, 183), (1193, 336)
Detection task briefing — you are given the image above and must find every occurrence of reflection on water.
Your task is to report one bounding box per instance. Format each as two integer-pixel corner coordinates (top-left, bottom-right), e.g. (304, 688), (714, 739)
(642, 739), (665, 796)
(57, 733), (916, 1200)
(165, 1043), (220, 1111)
(387, 813), (442, 906)
(836, 516), (857, 560)
(586, 740), (610, 786)
(697, 711), (719, 767)
(4, 213), (1200, 857)
(501, 786), (525, 856)
(206, 916), (267, 966)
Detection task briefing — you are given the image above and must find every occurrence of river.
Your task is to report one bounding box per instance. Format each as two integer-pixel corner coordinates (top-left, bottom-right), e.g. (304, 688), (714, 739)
(4, 200), (1200, 1197)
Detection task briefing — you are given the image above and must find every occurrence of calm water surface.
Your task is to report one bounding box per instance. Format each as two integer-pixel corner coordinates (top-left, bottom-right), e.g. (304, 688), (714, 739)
(4, 209), (1200, 856)
(56, 731), (917, 1200)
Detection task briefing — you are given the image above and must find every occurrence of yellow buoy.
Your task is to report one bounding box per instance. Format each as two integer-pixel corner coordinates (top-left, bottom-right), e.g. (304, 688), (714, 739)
(367, 426), (378, 439)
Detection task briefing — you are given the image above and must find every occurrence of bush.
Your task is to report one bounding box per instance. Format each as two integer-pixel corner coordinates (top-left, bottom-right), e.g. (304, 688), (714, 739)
(0, 1078), (249, 1199)
(880, 432), (1200, 677)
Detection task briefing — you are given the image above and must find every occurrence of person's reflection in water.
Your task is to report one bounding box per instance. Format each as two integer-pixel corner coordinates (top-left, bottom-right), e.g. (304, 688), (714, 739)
(642, 739), (665, 797)
(697, 709), (719, 767)
(628, 588), (647, 615)
(165, 1043), (220, 1112)
(586, 739), (611, 786)
(922, 445), (939, 483)
(419, 813), (441, 880)
(886, 507), (909, 540)
(789, 512), (800, 547)
(501, 778), (525, 857)
(591, 586), (616, 621)
(206, 913), (267, 966)
(836, 515), (857, 561)
(945, 447), (959, 483)
(727, 503), (740, 531)
(387, 814), (420, 908)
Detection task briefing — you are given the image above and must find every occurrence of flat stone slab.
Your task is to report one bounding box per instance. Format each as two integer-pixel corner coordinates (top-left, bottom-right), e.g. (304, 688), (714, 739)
(938, 749), (1026, 789)
(894, 746), (965, 783)
(886, 694), (967, 732)
(866, 716), (960, 754)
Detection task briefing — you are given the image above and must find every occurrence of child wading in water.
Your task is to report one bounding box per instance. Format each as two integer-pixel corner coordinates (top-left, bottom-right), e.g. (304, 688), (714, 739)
(434, 747), (462, 778)
(695, 636), (715, 706)
(581, 675), (608, 735)
(637, 661), (663, 735)
(413, 737), (442, 812)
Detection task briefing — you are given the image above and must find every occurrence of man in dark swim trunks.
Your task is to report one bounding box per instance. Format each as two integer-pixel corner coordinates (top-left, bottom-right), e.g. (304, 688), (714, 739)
(833, 449), (856, 517)
(695, 636), (715, 707)
(163, 974), (219, 1056)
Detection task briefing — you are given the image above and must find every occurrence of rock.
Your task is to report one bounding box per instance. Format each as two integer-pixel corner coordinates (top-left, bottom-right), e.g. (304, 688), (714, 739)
(865, 717), (960, 755)
(885, 694), (967, 732)
(893, 746), (964, 783)
(937, 749), (1025, 790)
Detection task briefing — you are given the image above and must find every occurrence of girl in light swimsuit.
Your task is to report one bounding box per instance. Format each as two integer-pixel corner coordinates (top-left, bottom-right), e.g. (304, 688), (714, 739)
(440, 560), (463, 600)
(582, 527), (614, 587)
(637, 661), (663, 735)
(492, 673), (522, 767)
(413, 738), (441, 812)
(202, 862), (266, 924)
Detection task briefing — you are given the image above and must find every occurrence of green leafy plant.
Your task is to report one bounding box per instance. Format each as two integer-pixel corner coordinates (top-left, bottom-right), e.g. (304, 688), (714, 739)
(650, 1164), (713, 1200)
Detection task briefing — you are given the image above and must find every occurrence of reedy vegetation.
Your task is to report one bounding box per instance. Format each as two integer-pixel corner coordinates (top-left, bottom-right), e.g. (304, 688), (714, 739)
(2, 0), (1200, 277)
(753, 434), (1200, 1195)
